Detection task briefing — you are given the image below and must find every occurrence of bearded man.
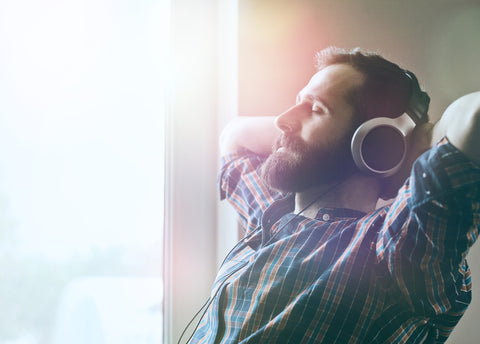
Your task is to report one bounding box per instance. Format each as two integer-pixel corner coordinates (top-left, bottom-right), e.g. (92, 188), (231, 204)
(187, 47), (480, 343)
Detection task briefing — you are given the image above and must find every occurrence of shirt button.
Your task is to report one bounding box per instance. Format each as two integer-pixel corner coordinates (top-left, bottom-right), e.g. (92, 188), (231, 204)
(322, 214), (330, 221)
(426, 190), (431, 195)
(422, 172), (427, 178)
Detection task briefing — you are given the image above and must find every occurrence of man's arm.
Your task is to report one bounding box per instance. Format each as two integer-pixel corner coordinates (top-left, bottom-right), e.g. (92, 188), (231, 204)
(432, 91), (480, 163)
(219, 116), (280, 156)
(377, 93), (480, 326)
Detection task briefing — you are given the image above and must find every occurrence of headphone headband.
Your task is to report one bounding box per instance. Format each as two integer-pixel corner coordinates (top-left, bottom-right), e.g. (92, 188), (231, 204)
(404, 71), (429, 124)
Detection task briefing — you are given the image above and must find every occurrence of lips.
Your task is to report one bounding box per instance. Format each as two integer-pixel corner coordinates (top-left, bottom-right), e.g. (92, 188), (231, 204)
(273, 134), (306, 155)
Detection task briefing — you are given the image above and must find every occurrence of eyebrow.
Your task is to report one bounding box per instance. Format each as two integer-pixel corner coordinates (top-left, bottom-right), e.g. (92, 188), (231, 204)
(298, 93), (332, 113)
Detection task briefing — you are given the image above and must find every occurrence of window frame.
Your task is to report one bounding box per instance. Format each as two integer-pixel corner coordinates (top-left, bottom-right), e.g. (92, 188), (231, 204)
(163, 0), (239, 342)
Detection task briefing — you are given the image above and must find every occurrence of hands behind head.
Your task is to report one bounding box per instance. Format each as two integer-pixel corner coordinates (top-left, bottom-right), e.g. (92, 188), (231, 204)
(380, 91), (480, 200)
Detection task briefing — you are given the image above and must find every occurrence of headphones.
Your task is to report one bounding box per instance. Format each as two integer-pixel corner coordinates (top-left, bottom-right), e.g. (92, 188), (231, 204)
(350, 71), (429, 178)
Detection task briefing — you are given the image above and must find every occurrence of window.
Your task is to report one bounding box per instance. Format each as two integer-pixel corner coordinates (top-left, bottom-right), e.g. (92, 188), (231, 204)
(163, 0), (239, 342)
(0, 0), (169, 343)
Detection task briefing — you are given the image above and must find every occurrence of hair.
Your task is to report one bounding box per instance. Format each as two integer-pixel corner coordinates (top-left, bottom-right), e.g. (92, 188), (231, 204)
(315, 47), (430, 124)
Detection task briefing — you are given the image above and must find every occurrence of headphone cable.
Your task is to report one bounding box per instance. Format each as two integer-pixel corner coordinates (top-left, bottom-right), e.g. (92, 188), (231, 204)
(177, 179), (344, 343)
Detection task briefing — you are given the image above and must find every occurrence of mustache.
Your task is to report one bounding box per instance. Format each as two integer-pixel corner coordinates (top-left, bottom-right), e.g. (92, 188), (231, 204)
(273, 134), (308, 153)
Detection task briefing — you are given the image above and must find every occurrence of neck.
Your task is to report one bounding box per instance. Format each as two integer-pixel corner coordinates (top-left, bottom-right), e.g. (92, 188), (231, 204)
(294, 174), (381, 218)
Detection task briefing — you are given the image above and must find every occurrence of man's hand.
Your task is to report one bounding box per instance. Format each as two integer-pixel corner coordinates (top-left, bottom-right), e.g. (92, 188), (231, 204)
(433, 91), (480, 163)
(219, 116), (281, 156)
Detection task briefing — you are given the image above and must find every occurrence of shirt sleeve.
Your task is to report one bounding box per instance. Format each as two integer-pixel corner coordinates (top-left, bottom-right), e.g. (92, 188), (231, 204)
(218, 150), (282, 235)
(376, 138), (480, 322)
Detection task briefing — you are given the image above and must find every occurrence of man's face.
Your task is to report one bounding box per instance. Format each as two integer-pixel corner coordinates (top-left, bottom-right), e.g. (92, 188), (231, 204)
(261, 64), (366, 192)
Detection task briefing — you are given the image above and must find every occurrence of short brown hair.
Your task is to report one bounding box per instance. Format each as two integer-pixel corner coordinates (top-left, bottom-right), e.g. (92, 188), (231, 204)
(315, 47), (430, 124)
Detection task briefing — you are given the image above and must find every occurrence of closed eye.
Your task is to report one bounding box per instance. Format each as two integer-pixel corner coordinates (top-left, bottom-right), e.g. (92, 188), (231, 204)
(297, 94), (329, 115)
(312, 102), (326, 114)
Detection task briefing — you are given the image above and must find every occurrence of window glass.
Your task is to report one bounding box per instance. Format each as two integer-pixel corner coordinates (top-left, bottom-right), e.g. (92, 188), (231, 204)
(0, 1), (168, 343)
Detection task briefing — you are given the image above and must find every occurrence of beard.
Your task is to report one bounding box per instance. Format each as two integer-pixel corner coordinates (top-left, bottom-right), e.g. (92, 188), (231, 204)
(260, 133), (356, 193)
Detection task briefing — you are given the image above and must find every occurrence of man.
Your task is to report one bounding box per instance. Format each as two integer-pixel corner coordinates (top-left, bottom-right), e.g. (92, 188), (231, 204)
(189, 47), (480, 343)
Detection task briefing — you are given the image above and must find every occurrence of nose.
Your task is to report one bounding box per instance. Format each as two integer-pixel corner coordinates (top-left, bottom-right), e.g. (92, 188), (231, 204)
(274, 105), (302, 133)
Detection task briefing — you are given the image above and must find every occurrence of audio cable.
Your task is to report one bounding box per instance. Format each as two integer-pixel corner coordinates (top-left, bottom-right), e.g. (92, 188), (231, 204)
(177, 180), (343, 343)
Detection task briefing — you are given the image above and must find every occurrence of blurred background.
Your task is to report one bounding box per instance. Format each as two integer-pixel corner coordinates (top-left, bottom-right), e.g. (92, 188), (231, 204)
(1, 0), (480, 343)
(238, 0), (480, 123)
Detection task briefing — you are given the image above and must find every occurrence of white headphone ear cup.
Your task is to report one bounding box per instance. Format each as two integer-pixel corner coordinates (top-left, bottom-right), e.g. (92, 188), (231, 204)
(351, 114), (415, 178)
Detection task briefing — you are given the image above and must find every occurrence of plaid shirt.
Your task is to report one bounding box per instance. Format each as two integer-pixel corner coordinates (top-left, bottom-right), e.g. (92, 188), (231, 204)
(190, 138), (480, 343)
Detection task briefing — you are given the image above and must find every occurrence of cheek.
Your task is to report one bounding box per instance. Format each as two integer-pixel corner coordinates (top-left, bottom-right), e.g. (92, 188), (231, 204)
(302, 121), (340, 150)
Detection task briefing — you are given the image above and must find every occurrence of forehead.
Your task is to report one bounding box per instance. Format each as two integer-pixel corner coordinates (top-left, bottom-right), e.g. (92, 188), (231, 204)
(299, 64), (365, 107)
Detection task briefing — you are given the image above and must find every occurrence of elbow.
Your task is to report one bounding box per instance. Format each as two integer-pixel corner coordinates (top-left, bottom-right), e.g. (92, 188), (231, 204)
(470, 93), (480, 127)
(219, 127), (232, 156)
(445, 92), (480, 162)
(219, 118), (243, 156)
(458, 92), (480, 139)
(219, 116), (278, 157)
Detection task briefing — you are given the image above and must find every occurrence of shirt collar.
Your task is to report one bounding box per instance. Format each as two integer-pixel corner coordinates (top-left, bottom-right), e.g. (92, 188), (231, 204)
(262, 193), (366, 229)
